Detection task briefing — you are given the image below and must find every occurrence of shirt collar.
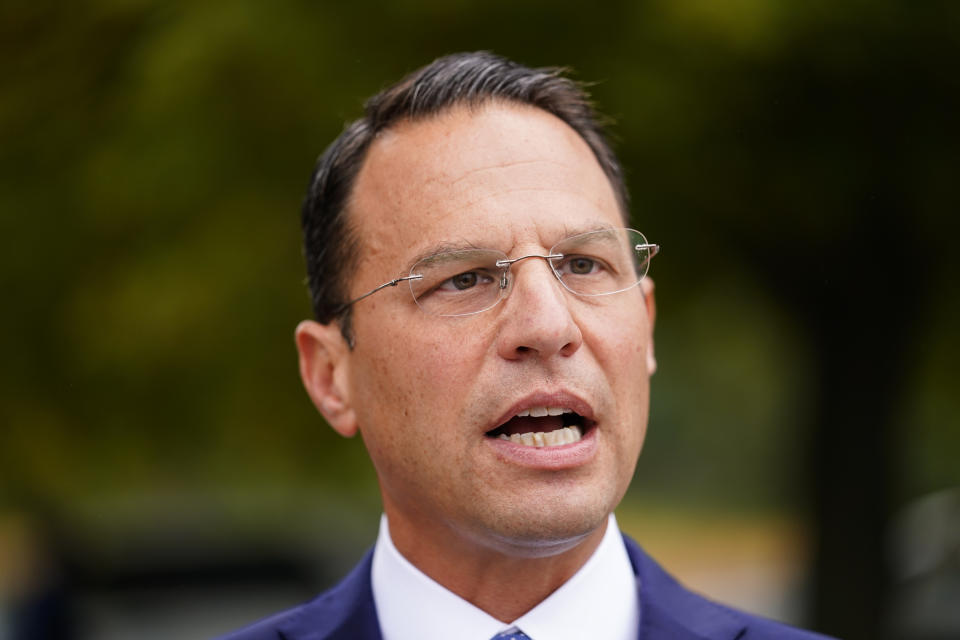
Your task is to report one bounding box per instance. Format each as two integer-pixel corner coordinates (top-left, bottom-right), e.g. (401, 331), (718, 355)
(371, 513), (639, 640)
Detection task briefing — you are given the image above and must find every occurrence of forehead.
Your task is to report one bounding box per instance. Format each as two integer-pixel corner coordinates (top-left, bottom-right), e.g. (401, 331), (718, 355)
(348, 103), (623, 279)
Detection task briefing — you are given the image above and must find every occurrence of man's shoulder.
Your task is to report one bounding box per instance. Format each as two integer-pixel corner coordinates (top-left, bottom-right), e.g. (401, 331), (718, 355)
(622, 535), (835, 640)
(685, 596), (836, 640)
(214, 549), (381, 640)
(218, 535), (834, 640)
(214, 605), (304, 640)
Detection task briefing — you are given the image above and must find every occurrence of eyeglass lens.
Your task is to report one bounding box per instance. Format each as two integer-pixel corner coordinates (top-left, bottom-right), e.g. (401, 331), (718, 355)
(408, 228), (655, 317)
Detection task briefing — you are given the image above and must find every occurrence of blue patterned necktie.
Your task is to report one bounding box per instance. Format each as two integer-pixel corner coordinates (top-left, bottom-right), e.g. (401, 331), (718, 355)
(491, 629), (532, 640)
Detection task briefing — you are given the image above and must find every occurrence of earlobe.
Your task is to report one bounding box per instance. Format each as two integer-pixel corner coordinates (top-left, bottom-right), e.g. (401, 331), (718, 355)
(294, 320), (358, 437)
(642, 278), (657, 375)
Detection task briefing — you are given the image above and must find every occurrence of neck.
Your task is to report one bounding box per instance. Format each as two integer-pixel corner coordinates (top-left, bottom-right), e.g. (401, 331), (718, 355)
(384, 509), (609, 622)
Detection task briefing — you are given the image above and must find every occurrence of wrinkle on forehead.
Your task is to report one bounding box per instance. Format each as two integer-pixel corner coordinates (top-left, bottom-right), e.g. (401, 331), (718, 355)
(445, 158), (573, 187)
(364, 161), (613, 228)
(429, 185), (607, 227)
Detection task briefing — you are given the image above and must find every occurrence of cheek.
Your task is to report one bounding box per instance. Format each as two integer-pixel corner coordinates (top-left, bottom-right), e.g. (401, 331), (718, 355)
(586, 297), (651, 373)
(412, 314), (500, 378)
(351, 319), (489, 434)
(349, 322), (491, 500)
(349, 340), (435, 487)
(582, 298), (652, 438)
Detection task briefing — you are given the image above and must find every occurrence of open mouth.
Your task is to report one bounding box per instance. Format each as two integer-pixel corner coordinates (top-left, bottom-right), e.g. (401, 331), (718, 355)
(485, 407), (593, 447)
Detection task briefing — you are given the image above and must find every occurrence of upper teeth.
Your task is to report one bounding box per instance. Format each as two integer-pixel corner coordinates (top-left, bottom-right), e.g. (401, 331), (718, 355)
(516, 407), (571, 418)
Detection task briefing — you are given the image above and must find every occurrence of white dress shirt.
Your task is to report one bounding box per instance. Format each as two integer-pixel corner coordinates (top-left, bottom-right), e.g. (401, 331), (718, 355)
(371, 513), (640, 640)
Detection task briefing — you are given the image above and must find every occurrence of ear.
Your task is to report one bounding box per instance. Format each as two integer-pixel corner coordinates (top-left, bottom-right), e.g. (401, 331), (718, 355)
(641, 277), (657, 375)
(294, 320), (358, 437)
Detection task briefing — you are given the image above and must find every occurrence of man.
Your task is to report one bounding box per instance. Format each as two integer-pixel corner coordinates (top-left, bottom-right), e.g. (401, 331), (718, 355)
(221, 52), (832, 640)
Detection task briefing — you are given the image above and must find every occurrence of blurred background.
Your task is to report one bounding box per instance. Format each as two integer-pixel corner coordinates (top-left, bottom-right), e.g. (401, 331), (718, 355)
(2, 1), (958, 638)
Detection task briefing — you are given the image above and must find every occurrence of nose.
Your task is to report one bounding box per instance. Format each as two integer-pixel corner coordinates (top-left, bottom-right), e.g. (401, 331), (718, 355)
(496, 257), (583, 361)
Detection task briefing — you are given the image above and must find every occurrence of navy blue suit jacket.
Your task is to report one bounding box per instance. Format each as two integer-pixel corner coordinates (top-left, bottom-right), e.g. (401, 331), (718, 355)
(218, 536), (834, 639)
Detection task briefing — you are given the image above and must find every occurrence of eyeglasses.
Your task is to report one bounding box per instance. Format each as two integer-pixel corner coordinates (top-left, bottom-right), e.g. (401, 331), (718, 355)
(334, 227), (659, 318)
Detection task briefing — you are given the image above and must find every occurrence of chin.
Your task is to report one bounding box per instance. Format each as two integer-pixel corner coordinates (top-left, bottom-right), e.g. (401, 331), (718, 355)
(467, 495), (616, 558)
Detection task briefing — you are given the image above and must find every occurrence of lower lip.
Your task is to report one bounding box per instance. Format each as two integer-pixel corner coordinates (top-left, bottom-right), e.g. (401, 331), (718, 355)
(485, 426), (598, 470)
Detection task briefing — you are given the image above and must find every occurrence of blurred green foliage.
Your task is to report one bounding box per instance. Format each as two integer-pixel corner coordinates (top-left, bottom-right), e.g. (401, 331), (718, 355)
(1, 0), (957, 524)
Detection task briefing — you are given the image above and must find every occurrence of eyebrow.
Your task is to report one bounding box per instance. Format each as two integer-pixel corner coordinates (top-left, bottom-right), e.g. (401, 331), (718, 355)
(558, 222), (618, 239)
(403, 222), (620, 271)
(404, 239), (487, 271)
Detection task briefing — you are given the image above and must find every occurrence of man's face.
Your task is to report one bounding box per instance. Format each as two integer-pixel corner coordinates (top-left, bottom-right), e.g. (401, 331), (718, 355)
(331, 103), (654, 556)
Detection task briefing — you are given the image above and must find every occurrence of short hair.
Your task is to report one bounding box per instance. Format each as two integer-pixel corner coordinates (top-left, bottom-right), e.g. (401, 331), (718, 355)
(302, 51), (629, 345)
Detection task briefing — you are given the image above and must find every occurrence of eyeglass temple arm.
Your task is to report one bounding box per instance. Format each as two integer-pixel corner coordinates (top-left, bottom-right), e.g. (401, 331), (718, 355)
(637, 243), (660, 265)
(636, 243), (659, 255)
(333, 274), (424, 314)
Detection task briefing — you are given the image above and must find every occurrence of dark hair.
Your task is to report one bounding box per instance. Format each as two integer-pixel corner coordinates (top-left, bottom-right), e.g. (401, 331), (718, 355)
(302, 51), (628, 345)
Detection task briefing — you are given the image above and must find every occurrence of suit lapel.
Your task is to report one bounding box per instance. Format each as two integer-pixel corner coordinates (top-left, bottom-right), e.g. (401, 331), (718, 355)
(623, 535), (747, 640)
(278, 549), (383, 640)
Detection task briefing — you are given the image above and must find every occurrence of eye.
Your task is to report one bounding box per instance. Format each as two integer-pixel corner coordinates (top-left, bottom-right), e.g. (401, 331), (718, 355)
(557, 255), (604, 276)
(567, 257), (596, 275)
(451, 272), (478, 290)
(437, 270), (493, 292)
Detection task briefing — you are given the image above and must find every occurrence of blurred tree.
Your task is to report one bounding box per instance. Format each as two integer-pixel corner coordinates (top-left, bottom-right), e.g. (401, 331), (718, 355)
(1, 1), (957, 638)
